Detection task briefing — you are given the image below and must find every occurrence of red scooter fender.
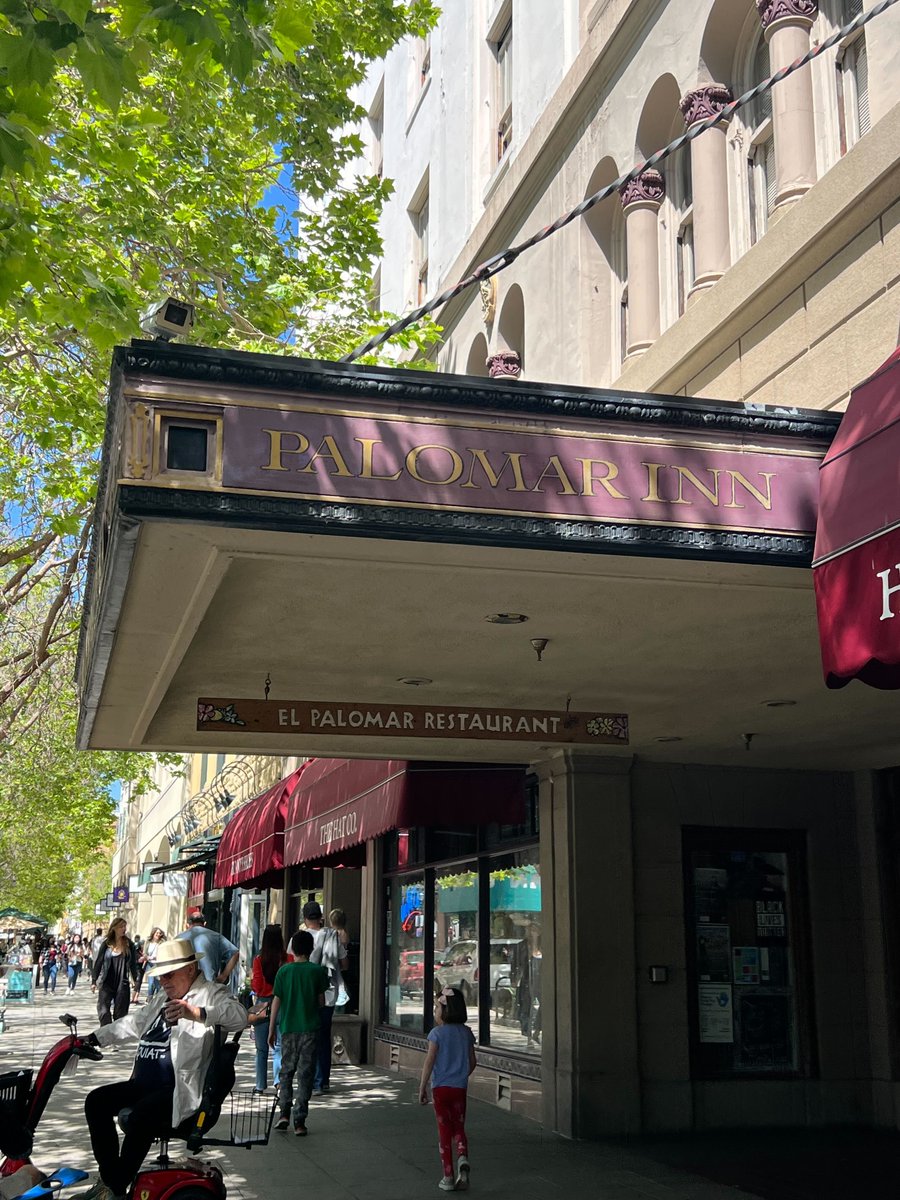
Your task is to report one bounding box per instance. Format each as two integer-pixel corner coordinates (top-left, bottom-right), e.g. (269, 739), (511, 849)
(131, 1159), (225, 1200)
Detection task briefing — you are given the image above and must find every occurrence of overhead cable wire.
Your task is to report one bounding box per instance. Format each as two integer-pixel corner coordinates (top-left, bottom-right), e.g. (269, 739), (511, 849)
(343, 0), (897, 363)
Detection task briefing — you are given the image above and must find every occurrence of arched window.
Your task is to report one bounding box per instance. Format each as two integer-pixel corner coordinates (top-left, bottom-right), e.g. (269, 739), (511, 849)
(663, 119), (694, 323)
(835, 0), (870, 152)
(580, 157), (621, 386)
(465, 333), (489, 378)
(747, 32), (776, 244)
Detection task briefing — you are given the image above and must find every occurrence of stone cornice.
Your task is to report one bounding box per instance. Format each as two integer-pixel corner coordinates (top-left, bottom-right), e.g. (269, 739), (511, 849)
(619, 168), (665, 210)
(680, 84), (734, 129)
(756, 0), (818, 29)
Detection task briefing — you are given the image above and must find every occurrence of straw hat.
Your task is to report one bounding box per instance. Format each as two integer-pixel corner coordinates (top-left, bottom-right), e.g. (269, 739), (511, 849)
(145, 939), (204, 977)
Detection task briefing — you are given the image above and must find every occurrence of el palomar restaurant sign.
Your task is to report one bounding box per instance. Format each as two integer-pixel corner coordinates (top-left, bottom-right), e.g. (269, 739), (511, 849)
(197, 699), (629, 745)
(220, 405), (821, 535)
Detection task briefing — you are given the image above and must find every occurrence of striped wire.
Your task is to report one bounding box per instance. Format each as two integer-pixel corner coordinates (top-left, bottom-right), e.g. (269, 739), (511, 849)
(342, 0), (897, 363)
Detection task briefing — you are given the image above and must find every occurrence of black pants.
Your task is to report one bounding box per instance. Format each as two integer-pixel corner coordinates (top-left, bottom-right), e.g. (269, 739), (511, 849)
(84, 1079), (182, 1195)
(97, 983), (130, 1026)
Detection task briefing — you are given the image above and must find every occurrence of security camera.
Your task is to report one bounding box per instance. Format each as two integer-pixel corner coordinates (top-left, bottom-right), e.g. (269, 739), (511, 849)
(139, 296), (195, 341)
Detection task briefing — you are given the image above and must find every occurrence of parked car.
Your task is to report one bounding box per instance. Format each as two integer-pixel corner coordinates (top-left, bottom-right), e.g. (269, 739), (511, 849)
(434, 938), (525, 1003)
(399, 949), (425, 995)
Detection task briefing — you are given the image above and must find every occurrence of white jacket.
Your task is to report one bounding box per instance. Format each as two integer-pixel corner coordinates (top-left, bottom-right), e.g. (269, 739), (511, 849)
(94, 978), (248, 1127)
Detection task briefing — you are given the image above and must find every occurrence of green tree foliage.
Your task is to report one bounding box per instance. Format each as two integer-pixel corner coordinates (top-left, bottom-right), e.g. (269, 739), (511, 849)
(0, 652), (158, 920)
(0, 1), (440, 916)
(0, 0), (439, 742)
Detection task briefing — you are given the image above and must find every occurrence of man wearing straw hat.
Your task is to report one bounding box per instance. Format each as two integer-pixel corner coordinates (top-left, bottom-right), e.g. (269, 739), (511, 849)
(78, 939), (248, 1200)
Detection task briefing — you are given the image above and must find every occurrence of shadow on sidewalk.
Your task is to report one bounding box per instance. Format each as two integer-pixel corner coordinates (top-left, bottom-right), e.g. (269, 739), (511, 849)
(628, 1126), (900, 1200)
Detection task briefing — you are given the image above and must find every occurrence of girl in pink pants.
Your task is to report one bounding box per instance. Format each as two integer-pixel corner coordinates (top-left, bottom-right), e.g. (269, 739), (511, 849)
(419, 986), (477, 1192)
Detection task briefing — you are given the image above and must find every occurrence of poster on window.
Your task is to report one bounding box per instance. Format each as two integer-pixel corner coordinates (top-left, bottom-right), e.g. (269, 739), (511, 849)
(732, 945), (761, 985)
(698, 984), (734, 1043)
(696, 924), (731, 982)
(756, 897), (787, 939)
(693, 867), (728, 921)
(737, 992), (793, 1071)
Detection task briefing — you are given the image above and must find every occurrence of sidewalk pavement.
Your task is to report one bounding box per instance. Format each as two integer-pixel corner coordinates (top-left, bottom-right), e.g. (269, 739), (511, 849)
(4, 985), (899, 1200)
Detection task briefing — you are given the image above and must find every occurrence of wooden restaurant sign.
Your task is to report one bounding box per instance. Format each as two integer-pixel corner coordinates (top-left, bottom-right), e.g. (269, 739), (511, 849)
(197, 699), (629, 745)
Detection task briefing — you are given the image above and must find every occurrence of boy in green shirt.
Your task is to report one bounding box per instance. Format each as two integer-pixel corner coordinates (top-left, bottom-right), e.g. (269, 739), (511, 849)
(269, 930), (328, 1135)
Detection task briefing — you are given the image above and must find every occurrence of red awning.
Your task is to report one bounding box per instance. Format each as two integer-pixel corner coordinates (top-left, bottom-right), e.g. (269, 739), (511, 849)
(214, 765), (308, 888)
(284, 759), (526, 868)
(813, 347), (900, 688)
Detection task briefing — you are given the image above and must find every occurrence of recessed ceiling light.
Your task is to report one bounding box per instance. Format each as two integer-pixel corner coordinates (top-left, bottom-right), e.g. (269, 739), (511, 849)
(762, 700), (797, 707)
(655, 736), (683, 743)
(484, 613), (529, 624)
(397, 676), (432, 686)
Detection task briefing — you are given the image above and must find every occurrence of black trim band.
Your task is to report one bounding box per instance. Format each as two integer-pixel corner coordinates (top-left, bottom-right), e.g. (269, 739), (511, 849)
(118, 485), (815, 567)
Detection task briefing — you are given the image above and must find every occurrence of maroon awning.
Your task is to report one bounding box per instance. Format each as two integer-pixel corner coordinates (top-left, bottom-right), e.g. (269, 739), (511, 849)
(813, 347), (900, 688)
(284, 759), (526, 867)
(214, 765), (308, 888)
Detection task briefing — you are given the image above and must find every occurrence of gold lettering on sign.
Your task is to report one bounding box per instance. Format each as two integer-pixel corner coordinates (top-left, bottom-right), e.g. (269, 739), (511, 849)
(261, 429), (310, 471)
(405, 444), (464, 486)
(460, 448), (529, 492)
(531, 455), (577, 496)
(355, 438), (402, 482)
(577, 458), (628, 500)
(723, 470), (775, 511)
(673, 466), (722, 507)
(642, 461), (665, 502)
(297, 435), (353, 477)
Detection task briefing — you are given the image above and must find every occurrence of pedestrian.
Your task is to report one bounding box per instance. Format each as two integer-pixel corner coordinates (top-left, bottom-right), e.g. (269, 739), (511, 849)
(40, 938), (59, 995)
(419, 986), (476, 1193)
(300, 901), (349, 1094)
(132, 935), (145, 1000)
(268, 930), (327, 1137)
(176, 911), (239, 985)
(66, 933), (85, 991)
(143, 928), (166, 999)
(92, 918), (140, 1026)
(249, 925), (287, 1094)
(89, 927), (105, 976)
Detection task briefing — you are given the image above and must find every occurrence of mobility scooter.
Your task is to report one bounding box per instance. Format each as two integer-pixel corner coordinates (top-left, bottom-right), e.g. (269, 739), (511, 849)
(0, 1012), (274, 1200)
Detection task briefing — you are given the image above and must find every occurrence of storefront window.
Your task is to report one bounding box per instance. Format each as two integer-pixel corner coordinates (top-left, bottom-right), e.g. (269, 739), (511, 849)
(685, 830), (808, 1078)
(385, 873), (426, 1032)
(434, 862), (479, 1036)
(487, 849), (541, 1054)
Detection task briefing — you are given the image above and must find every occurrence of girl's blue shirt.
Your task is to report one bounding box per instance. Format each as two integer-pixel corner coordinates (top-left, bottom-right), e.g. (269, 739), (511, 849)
(428, 1022), (475, 1089)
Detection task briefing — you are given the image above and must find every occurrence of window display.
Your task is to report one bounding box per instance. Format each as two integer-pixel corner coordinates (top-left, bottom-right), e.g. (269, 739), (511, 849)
(686, 832), (808, 1078)
(385, 873), (426, 1032)
(381, 796), (540, 1056)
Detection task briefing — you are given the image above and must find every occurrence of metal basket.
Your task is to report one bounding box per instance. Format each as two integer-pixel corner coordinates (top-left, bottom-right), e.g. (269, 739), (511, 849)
(207, 1088), (278, 1149)
(0, 1068), (32, 1118)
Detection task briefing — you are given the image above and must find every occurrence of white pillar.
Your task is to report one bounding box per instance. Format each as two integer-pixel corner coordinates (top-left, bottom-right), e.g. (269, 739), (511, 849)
(619, 168), (665, 356)
(680, 84), (733, 295)
(757, 0), (818, 209)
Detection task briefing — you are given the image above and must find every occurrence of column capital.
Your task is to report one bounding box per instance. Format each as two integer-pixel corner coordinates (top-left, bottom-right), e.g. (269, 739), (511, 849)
(680, 83), (734, 129)
(756, 0), (817, 31)
(487, 350), (522, 379)
(532, 749), (634, 783)
(619, 168), (665, 211)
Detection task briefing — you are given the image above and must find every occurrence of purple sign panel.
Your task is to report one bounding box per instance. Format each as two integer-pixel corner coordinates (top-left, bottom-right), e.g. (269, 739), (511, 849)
(222, 405), (822, 535)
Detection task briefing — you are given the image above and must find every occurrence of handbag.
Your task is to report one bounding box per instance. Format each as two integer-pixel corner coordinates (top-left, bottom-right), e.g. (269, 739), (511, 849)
(247, 999), (271, 1024)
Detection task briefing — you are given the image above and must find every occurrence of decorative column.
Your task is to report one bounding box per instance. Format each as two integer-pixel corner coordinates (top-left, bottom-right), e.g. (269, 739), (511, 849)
(487, 350), (522, 379)
(680, 84), (733, 296)
(619, 168), (664, 357)
(757, 0), (818, 209)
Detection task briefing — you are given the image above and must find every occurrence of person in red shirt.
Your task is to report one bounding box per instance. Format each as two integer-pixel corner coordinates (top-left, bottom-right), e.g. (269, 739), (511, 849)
(249, 925), (287, 1093)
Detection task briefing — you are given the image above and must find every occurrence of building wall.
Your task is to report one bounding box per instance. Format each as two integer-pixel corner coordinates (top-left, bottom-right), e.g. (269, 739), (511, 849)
(359, 0), (900, 405)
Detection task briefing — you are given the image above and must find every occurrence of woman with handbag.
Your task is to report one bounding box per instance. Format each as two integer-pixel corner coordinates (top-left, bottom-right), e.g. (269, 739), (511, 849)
(249, 924), (287, 1093)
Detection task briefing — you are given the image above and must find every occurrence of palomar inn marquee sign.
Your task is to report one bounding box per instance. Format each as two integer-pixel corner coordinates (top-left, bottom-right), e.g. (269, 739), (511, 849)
(197, 699), (629, 746)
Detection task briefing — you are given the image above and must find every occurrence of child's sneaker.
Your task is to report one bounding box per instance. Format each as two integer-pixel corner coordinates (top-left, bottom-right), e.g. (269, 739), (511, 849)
(438, 1176), (456, 1192)
(274, 1114), (289, 1130)
(455, 1157), (470, 1191)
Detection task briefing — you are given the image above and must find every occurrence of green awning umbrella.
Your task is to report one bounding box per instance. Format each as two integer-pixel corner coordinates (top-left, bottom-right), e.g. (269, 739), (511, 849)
(0, 907), (49, 931)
